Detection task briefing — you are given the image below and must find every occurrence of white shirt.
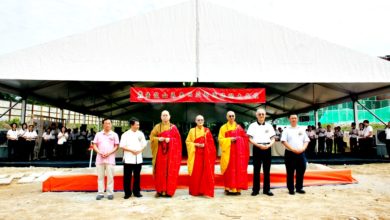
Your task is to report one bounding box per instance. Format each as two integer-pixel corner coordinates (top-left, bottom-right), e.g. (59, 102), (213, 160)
(281, 126), (310, 151)
(7, 129), (18, 140)
(307, 130), (317, 139)
(349, 128), (359, 139)
(18, 129), (27, 138)
(246, 121), (276, 144)
(325, 131), (334, 139)
(363, 125), (373, 138)
(317, 128), (326, 137)
(57, 132), (69, 145)
(42, 132), (53, 141)
(385, 128), (390, 140)
(120, 129), (147, 164)
(23, 130), (38, 141)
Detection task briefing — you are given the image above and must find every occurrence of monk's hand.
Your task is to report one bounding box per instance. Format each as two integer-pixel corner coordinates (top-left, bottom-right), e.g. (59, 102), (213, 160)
(196, 143), (204, 148)
(231, 137), (236, 142)
(165, 138), (170, 143)
(158, 137), (165, 142)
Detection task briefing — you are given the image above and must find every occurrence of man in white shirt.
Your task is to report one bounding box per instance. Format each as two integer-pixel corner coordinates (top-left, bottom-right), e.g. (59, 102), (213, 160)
(247, 108), (275, 196)
(281, 114), (310, 195)
(385, 121), (390, 159)
(362, 120), (374, 157)
(120, 118), (147, 199)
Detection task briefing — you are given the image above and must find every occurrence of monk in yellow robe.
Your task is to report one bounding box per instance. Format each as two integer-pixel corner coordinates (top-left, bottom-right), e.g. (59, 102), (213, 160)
(150, 110), (182, 197)
(186, 115), (216, 197)
(218, 111), (249, 195)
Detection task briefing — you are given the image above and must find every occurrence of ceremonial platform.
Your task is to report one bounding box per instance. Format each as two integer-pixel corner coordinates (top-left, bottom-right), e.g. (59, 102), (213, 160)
(42, 163), (357, 192)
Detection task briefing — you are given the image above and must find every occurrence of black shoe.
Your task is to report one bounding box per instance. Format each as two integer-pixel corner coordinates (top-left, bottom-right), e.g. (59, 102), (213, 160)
(296, 189), (306, 194)
(263, 191), (274, 196)
(155, 192), (162, 198)
(134, 193), (143, 198)
(288, 191), (295, 195)
(235, 192), (241, 196)
(124, 195), (131, 199)
(251, 191), (259, 196)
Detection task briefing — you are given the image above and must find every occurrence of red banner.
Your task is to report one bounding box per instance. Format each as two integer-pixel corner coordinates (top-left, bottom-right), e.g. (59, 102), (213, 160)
(130, 87), (265, 103)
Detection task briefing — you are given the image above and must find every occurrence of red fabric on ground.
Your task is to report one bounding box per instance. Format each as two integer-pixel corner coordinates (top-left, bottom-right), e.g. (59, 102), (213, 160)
(42, 169), (357, 192)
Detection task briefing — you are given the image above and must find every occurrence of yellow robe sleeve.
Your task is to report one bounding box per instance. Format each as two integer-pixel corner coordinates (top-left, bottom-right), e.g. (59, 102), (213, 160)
(149, 124), (160, 171)
(218, 124), (233, 174)
(185, 128), (196, 175)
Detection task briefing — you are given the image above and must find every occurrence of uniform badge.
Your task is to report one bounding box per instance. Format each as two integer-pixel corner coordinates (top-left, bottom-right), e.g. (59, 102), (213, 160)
(298, 132), (303, 136)
(265, 129), (269, 133)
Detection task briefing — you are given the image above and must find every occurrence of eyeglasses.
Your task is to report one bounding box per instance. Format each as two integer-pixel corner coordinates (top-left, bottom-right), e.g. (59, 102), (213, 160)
(228, 115), (235, 118)
(257, 113), (265, 116)
(196, 119), (204, 121)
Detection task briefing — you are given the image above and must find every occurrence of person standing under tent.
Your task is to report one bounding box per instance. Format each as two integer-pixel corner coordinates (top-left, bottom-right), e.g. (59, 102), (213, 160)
(218, 111), (249, 196)
(120, 118), (147, 199)
(247, 108), (275, 196)
(93, 119), (119, 200)
(149, 110), (182, 197)
(281, 114), (310, 195)
(186, 115), (216, 197)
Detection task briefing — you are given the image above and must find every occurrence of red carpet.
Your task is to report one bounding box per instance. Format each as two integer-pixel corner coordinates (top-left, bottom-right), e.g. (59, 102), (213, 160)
(42, 169), (357, 192)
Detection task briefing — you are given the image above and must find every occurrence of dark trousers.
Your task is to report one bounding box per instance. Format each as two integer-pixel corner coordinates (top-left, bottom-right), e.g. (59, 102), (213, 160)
(318, 137), (325, 154)
(284, 150), (307, 192)
(7, 140), (17, 161)
(386, 140), (390, 158)
(252, 146), (271, 193)
(26, 140), (35, 161)
(350, 138), (358, 154)
(334, 137), (344, 154)
(326, 139), (333, 154)
(123, 163), (142, 196)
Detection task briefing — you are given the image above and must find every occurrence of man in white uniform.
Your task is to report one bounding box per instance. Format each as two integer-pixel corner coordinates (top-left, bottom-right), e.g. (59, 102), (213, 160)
(247, 108), (275, 196)
(281, 114), (310, 195)
(120, 118), (147, 199)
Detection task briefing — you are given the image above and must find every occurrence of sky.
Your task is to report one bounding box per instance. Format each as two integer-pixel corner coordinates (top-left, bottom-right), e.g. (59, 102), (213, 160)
(0, 0), (389, 57)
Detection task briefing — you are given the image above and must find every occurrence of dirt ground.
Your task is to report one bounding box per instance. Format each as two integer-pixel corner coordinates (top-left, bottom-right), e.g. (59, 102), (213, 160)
(1, 163), (390, 220)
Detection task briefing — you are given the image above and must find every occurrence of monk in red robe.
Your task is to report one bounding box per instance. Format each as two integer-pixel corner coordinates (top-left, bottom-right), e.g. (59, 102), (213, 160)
(218, 111), (249, 195)
(186, 115), (216, 197)
(150, 110), (182, 197)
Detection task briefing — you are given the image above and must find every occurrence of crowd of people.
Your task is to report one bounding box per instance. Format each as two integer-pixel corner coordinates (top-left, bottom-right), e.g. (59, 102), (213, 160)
(6, 122), (96, 161)
(295, 120), (381, 157)
(5, 111), (390, 200)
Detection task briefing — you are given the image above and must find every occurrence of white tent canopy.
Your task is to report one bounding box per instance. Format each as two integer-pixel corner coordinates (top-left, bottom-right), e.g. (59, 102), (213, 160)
(0, 0), (390, 82)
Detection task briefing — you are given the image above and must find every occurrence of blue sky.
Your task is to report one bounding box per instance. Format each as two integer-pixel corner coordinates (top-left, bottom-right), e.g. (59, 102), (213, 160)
(0, 0), (389, 56)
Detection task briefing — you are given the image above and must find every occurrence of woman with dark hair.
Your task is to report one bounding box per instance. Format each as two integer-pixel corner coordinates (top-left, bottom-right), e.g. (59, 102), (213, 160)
(6, 123), (18, 161)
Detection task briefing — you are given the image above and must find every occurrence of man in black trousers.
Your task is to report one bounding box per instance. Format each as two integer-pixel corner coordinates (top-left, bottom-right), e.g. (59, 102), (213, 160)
(247, 108), (275, 196)
(120, 118), (147, 199)
(281, 114), (310, 195)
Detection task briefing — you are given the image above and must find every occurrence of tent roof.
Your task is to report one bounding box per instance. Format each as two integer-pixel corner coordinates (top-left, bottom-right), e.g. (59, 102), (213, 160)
(0, 0), (390, 82)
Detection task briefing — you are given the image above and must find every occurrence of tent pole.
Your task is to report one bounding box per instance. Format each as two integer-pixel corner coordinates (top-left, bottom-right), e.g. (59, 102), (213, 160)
(353, 100), (359, 125)
(355, 100), (386, 125)
(21, 98), (27, 124)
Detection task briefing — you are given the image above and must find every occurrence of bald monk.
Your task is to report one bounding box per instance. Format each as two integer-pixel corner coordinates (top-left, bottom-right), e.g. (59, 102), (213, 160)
(186, 115), (216, 197)
(150, 110), (182, 197)
(218, 111), (249, 195)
